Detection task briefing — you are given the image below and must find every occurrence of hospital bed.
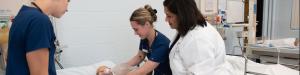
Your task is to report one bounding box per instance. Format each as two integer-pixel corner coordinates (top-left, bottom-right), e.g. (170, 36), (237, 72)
(56, 61), (116, 75)
(247, 38), (299, 70)
(56, 55), (299, 75)
(225, 55), (299, 75)
(249, 46), (299, 67)
(250, 47), (299, 59)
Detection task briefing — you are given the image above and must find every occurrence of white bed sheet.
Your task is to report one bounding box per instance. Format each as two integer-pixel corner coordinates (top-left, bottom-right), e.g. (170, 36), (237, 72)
(225, 55), (299, 75)
(56, 56), (299, 75)
(56, 61), (115, 75)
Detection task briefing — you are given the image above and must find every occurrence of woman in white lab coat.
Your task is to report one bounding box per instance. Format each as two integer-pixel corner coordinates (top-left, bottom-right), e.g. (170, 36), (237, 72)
(163, 0), (231, 75)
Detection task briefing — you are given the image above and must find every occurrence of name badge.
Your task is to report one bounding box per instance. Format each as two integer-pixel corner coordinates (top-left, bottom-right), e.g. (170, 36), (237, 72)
(142, 49), (149, 53)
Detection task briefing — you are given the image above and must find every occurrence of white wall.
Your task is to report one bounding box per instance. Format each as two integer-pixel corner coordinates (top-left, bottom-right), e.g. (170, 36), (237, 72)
(55, 0), (176, 68)
(0, 0), (32, 15)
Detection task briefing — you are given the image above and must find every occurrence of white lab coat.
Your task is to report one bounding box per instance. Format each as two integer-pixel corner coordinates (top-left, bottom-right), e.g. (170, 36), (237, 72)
(169, 23), (231, 75)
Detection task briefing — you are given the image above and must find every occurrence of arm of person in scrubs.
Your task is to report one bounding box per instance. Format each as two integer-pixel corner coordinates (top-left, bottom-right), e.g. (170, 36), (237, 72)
(26, 48), (49, 75)
(126, 60), (159, 75)
(126, 51), (146, 66)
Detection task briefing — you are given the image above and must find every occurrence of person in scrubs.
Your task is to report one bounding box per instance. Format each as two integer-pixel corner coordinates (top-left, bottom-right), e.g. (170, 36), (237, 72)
(163, 0), (230, 75)
(125, 4), (172, 75)
(6, 0), (69, 75)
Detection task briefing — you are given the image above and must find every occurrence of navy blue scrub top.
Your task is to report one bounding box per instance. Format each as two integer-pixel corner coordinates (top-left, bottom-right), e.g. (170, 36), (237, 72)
(139, 30), (172, 75)
(6, 5), (57, 75)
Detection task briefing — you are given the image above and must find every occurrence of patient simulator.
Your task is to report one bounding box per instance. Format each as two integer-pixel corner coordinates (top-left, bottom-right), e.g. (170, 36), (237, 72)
(96, 63), (137, 75)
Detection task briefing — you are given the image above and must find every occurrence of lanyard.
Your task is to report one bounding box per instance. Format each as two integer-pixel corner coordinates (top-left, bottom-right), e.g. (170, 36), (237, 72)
(31, 2), (64, 69)
(142, 30), (157, 53)
(31, 2), (43, 13)
(148, 31), (157, 52)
